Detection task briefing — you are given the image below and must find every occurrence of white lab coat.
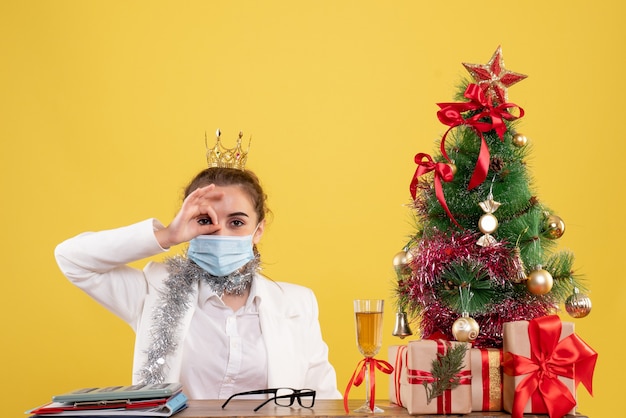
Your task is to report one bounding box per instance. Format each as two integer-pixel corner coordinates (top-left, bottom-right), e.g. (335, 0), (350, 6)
(54, 219), (341, 399)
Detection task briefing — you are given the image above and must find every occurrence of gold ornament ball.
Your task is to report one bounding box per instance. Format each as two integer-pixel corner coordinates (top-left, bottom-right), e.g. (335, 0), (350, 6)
(478, 213), (499, 234)
(543, 215), (566, 239)
(392, 250), (413, 276)
(526, 267), (554, 295)
(512, 133), (528, 147)
(565, 292), (592, 318)
(451, 316), (480, 342)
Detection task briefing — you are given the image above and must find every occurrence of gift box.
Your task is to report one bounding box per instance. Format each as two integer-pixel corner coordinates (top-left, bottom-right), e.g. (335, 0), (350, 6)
(389, 340), (472, 415)
(502, 315), (597, 418)
(469, 347), (503, 411)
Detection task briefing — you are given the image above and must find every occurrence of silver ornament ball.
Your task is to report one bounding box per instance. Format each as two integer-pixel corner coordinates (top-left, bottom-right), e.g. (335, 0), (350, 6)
(565, 290), (592, 318)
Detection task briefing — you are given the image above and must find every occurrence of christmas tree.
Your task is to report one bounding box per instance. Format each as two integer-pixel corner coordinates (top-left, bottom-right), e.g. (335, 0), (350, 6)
(394, 46), (592, 348)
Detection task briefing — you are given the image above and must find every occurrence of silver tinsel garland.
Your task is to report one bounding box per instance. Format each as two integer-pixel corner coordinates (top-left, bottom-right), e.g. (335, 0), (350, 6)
(137, 255), (260, 384)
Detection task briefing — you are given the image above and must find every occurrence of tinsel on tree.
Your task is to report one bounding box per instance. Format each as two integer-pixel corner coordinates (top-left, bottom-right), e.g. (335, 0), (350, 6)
(393, 46), (592, 348)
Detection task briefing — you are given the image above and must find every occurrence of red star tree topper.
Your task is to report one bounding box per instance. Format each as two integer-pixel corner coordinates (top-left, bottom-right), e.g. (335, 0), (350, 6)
(462, 45), (527, 104)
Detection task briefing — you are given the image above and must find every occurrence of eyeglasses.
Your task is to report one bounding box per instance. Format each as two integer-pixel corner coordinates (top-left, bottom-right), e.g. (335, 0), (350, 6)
(221, 388), (316, 412)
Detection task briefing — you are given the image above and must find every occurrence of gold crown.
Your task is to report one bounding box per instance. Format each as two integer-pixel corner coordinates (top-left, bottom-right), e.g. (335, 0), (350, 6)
(205, 129), (251, 170)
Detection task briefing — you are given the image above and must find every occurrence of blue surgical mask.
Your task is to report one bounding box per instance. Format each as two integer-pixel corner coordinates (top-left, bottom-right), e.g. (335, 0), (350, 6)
(187, 231), (256, 277)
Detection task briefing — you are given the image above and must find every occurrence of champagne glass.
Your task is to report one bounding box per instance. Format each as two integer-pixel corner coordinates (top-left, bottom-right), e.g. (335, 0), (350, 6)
(353, 299), (384, 413)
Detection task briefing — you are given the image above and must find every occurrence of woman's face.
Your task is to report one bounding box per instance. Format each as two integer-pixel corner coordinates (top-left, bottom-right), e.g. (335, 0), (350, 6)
(202, 184), (265, 244)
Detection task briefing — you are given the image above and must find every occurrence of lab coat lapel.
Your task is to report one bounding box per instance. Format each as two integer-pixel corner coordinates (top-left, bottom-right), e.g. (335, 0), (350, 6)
(256, 277), (301, 388)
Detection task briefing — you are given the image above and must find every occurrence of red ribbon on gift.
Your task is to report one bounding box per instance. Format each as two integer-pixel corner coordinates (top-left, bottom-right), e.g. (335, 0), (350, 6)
(406, 340), (471, 414)
(436, 83), (524, 190)
(343, 357), (394, 413)
(409, 152), (459, 227)
(502, 315), (598, 418)
(392, 346), (408, 407)
(478, 348), (503, 411)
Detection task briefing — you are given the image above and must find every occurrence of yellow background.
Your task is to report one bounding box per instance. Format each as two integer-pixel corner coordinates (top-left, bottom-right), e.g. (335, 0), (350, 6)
(1, 1), (623, 416)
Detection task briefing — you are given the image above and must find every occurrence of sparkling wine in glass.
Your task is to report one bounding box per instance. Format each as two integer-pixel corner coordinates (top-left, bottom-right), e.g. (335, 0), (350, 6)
(354, 299), (384, 413)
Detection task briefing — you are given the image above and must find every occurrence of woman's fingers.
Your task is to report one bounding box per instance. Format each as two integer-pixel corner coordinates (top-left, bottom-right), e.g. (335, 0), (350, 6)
(184, 185), (224, 223)
(162, 184), (225, 245)
(186, 185), (223, 209)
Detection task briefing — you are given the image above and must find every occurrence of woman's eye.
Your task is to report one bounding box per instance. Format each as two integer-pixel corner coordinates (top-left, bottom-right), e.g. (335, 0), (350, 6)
(197, 218), (212, 225)
(231, 219), (244, 227)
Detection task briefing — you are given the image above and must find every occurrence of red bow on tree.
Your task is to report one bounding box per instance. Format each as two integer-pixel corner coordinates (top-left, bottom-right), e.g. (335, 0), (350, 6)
(436, 83), (524, 190)
(409, 153), (458, 227)
(502, 315), (597, 418)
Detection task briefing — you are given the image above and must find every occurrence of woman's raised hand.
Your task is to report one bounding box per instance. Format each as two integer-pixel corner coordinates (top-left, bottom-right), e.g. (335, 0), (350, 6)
(155, 185), (223, 249)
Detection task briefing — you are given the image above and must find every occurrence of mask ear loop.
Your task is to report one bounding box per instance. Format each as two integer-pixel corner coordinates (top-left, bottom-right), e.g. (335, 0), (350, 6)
(251, 222), (263, 255)
(251, 222), (263, 240)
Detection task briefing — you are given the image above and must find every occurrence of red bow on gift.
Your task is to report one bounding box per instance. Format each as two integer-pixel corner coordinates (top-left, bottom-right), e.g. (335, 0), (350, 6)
(436, 83), (524, 190)
(409, 153), (459, 227)
(502, 315), (597, 418)
(343, 357), (394, 413)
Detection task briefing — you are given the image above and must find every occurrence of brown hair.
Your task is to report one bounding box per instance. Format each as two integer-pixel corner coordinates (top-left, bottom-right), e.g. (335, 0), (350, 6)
(183, 167), (269, 223)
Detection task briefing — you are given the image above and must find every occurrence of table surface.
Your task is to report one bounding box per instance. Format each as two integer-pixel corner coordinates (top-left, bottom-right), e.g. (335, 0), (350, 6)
(175, 399), (587, 418)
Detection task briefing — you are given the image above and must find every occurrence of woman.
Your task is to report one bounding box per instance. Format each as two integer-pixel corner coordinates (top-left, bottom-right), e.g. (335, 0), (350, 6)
(55, 167), (341, 400)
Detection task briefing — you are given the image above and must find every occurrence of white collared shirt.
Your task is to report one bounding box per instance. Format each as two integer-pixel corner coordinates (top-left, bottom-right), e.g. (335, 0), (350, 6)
(180, 278), (268, 399)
